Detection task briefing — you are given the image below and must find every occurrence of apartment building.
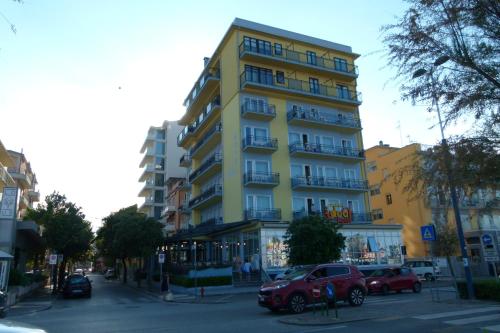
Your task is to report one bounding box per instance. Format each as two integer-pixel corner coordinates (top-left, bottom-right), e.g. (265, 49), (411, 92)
(138, 121), (185, 220)
(170, 18), (402, 272)
(366, 142), (500, 266)
(163, 177), (190, 234)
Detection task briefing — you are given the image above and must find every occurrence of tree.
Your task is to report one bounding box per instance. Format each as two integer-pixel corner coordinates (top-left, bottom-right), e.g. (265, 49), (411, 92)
(25, 192), (93, 291)
(382, 0), (499, 131)
(96, 205), (164, 284)
(284, 215), (345, 266)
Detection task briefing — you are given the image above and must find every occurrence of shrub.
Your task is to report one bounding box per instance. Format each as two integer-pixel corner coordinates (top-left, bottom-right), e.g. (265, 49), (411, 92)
(170, 275), (232, 288)
(457, 279), (500, 301)
(8, 269), (30, 286)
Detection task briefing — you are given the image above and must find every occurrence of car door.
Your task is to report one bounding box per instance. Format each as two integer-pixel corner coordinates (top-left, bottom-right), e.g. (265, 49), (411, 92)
(399, 268), (414, 290)
(388, 268), (403, 290)
(326, 266), (351, 300)
(306, 267), (328, 303)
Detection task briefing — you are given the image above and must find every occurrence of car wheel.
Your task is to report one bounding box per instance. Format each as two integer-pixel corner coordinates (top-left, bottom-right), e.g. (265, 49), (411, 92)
(348, 287), (365, 306)
(288, 293), (307, 314)
(382, 284), (390, 295)
(424, 273), (433, 281)
(413, 282), (422, 293)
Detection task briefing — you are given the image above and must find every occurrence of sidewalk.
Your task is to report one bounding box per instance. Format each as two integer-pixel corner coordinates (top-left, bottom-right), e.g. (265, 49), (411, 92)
(6, 286), (55, 317)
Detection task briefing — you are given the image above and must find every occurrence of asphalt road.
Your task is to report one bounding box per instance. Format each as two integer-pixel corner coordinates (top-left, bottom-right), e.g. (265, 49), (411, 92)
(4, 274), (500, 333)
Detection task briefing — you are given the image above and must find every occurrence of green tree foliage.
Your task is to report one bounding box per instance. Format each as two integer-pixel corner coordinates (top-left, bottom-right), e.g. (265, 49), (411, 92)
(96, 205), (164, 283)
(25, 192), (93, 290)
(382, 0), (499, 130)
(284, 215), (345, 266)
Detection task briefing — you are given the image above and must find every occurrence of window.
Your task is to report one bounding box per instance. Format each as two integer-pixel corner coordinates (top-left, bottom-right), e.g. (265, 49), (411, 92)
(347, 200), (360, 213)
(367, 161), (377, 173)
(246, 195), (271, 210)
(386, 194), (393, 205)
(312, 268), (327, 279)
(154, 206), (162, 219)
(243, 36), (271, 55)
(370, 185), (381, 196)
(327, 266), (350, 277)
(306, 51), (317, 65)
(289, 132), (300, 145)
(154, 190), (164, 203)
(309, 78), (320, 94)
(293, 197), (305, 212)
(344, 169), (356, 180)
(372, 209), (383, 220)
(244, 65), (273, 85)
(274, 43), (282, 56)
(155, 174), (164, 187)
(155, 142), (165, 155)
(155, 129), (165, 140)
(276, 71), (285, 84)
(334, 58), (348, 72)
(336, 84), (350, 99)
(246, 160), (270, 175)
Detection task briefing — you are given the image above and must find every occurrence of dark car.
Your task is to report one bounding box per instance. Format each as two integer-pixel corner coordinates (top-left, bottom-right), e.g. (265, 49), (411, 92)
(258, 264), (367, 314)
(62, 274), (92, 298)
(366, 267), (421, 295)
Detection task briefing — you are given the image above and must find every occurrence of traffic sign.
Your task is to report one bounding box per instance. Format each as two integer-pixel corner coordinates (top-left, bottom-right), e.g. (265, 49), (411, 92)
(326, 282), (335, 300)
(482, 234), (493, 246)
(421, 225), (437, 241)
(49, 254), (57, 265)
(484, 256), (499, 262)
(158, 253), (165, 264)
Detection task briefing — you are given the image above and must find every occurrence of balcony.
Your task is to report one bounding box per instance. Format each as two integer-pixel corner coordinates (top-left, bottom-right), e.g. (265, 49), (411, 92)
(287, 108), (361, 132)
(244, 209), (281, 221)
(162, 205), (177, 218)
(0, 167), (15, 186)
(178, 96), (221, 147)
(138, 179), (163, 197)
(19, 195), (30, 209)
(28, 189), (40, 202)
(180, 68), (220, 125)
(179, 154), (191, 167)
(291, 176), (368, 192)
(240, 72), (361, 106)
(243, 172), (279, 188)
(179, 203), (191, 214)
(189, 153), (222, 184)
(164, 223), (176, 232)
(201, 216), (223, 226)
(242, 136), (278, 154)
(239, 41), (358, 80)
(189, 123), (222, 159)
(240, 100), (276, 120)
(189, 184), (223, 210)
(288, 142), (365, 161)
(293, 210), (372, 224)
(139, 148), (155, 167)
(8, 169), (32, 189)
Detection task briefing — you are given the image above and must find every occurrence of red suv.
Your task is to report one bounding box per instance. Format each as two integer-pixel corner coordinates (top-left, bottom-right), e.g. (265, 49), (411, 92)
(365, 267), (421, 295)
(258, 264), (367, 314)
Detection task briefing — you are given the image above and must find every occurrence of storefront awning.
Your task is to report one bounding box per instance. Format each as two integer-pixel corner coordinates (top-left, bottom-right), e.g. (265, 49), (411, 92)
(0, 250), (13, 259)
(166, 220), (255, 243)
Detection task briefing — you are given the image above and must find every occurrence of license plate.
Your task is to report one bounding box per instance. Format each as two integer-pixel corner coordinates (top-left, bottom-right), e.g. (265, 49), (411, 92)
(72, 289), (83, 293)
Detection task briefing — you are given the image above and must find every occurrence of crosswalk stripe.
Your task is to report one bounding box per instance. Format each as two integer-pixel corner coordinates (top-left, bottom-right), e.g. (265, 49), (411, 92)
(483, 324), (500, 332)
(413, 306), (500, 320)
(443, 313), (500, 325)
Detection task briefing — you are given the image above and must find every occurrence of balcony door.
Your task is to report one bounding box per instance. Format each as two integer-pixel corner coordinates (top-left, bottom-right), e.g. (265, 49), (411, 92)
(347, 200), (360, 213)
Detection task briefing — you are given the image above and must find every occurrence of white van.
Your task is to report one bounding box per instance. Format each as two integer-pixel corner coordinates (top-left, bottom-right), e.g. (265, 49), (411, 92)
(403, 260), (440, 280)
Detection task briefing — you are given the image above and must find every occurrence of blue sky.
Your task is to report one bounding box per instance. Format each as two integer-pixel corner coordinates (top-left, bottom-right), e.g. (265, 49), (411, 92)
(0, 0), (460, 229)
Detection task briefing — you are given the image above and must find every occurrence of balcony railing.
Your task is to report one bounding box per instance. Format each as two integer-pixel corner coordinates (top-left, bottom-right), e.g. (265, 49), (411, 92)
(189, 123), (222, 157)
(189, 153), (222, 183)
(239, 42), (358, 76)
(201, 216), (223, 225)
(184, 68), (220, 110)
(179, 154), (191, 167)
(189, 184), (223, 208)
(242, 136), (278, 151)
(240, 72), (361, 104)
(240, 100), (276, 119)
(287, 109), (361, 130)
(243, 172), (280, 186)
(289, 142), (365, 159)
(244, 209), (282, 221)
(178, 96), (221, 145)
(293, 210), (372, 223)
(291, 176), (368, 191)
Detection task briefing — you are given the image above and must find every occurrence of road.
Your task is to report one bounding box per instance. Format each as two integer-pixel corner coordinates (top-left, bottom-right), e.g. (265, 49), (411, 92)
(4, 274), (500, 333)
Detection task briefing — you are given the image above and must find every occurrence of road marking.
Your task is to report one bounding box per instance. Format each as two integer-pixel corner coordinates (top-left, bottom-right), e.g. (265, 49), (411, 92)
(443, 313), (500, 325)
(413, 306), (500, 320)
(298, 325), (347, 333)
(373, 316), (403, 322)
(483, 324), (500, 332)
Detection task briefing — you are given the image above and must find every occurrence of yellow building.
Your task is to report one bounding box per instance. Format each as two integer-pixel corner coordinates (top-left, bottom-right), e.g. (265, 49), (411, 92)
(366, 142), (500, 263)
(170, 19), (402, 273)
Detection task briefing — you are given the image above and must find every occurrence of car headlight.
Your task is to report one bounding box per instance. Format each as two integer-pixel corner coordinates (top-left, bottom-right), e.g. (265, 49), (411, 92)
(369, 280), (380, 285)
(273, 281), (290, 289)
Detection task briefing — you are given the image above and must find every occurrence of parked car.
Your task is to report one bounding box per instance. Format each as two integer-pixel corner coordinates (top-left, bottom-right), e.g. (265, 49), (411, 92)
(74, 268), (84, 275)
(366, 267), (421, 295)
(403, 260), (441, 281)
(104, 268), (116, 280)
(258, 264), (367, 314)
(62, 274), (92, 298)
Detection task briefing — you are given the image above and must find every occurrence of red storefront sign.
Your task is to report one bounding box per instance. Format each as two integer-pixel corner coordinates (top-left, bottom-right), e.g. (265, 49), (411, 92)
(323, 208), (352, 224)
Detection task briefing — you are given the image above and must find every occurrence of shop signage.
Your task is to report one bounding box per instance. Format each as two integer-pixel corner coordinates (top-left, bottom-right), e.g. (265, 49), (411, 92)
(323, 208), (352, 224)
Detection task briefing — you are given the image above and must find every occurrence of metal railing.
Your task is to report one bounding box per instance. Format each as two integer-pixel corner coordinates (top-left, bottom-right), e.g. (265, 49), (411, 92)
(291, 176), (368, 190)
(240, 100), (276, 117)
(179, 154), (191, 166)
(201, 217), (223, 225)
(184, 68), (220, 109)
(189, 153), (222, 182)
(189, 123), (222, 156)
(239, 42), (358, 75)
(244, 209), (282, 221)
(242, 136), (278, 150)
(287, 109), (361, 129)
(289, 142), (365, 158)
(243, 172), (280, 185)
(188, 184), (223, 208)
(178, 96), (221, 144)
(240, 72), (362, 103)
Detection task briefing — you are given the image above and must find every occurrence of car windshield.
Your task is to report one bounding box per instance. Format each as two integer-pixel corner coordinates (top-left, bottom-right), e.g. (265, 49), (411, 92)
(282, 266), (314, 280)
(369, 269), (388, 277)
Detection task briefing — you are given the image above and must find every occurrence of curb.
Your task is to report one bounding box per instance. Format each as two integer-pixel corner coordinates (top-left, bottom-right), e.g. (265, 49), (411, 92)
(7, 302), (53, 317)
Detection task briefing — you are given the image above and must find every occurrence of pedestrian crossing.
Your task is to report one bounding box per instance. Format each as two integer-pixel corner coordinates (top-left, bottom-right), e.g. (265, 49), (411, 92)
(413, 306), (500, 330)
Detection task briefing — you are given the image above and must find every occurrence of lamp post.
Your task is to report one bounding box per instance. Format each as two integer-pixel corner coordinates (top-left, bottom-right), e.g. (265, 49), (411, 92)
(413, 56), (475, 299)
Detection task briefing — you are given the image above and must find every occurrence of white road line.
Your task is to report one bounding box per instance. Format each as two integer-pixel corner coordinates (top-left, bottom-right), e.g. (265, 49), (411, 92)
(299, 325), (347, 333)
(482, 324), (500, 332)
(444, 313), (500, 325)
(413, 306), (500, 320)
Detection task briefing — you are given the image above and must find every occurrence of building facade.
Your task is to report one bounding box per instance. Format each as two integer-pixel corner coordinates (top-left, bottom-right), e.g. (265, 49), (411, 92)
(366, 142), (500, 270)
(170, 18), (402, 274)
(163, 177), (190, 234)
(138, 121), (185, 220)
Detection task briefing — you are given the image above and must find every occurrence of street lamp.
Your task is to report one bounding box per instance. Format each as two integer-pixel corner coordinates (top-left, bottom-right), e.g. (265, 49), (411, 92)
(413, 57), (475, 299)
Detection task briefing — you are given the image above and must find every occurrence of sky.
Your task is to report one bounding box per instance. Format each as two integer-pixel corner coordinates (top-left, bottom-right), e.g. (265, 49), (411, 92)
(0, 0), (464, 230)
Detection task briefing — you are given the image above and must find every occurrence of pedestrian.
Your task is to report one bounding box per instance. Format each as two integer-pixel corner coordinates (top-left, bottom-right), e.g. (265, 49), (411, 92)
(242, 260), (252, 281)
(233, 256), (243, 281)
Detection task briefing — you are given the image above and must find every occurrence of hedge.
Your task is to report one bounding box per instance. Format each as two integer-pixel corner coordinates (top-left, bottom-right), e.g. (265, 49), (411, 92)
(170, 275), (232, 288)
(457, 279), (500, 301)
